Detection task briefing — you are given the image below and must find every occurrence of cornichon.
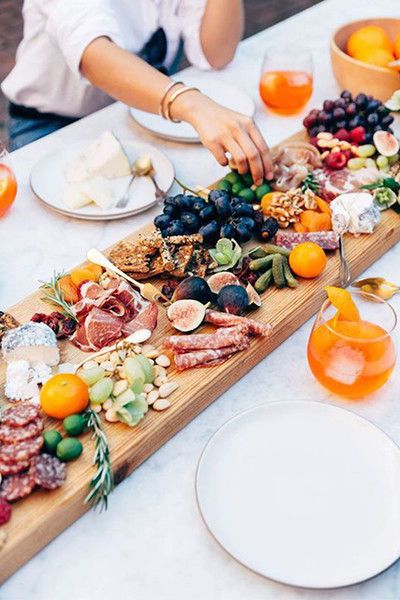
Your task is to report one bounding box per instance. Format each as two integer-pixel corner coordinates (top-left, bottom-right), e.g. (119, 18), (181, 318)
(282, 257), (299, 288)
(272, 254), (286, 288)
(255, 268), (273, 293)
(261, 243), (291, 257)
(247, 246), (267, 259)
(249, 255), (274, 271)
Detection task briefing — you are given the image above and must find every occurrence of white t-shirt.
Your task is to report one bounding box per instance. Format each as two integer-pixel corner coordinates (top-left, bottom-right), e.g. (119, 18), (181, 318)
(1, 0), (210, 117)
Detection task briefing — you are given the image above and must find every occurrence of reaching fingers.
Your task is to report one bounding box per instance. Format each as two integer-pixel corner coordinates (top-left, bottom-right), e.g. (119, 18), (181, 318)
(234, 128), (264, 185)
(247, 123), (274, 180)
(223, 138), (248, 175)
(208, 142), (229, 167)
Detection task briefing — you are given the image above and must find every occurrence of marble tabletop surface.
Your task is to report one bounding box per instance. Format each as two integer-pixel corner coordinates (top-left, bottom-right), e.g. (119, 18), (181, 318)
(2, 0), (400, 598)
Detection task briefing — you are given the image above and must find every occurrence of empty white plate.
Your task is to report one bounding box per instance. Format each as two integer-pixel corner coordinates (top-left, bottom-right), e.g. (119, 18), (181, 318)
(196, 401), (400, 589)
(129, 75), (255, 142)
(30, 140), (174, 221)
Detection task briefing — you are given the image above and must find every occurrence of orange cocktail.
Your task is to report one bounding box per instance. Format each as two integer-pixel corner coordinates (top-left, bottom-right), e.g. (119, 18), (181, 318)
(308, 289), (396, 399)
(0, 143), (17, 217)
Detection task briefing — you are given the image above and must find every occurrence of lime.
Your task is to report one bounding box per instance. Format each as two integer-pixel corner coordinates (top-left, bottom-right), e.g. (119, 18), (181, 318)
(224, 171), (242, 185)
(217, 180), (231, 191)
(42, 430), (62, 455)
(255, 183), (272, 201)
(238, 188), (256, 203)
(63, 413), (86, 436)
(231, 182), (245, 195)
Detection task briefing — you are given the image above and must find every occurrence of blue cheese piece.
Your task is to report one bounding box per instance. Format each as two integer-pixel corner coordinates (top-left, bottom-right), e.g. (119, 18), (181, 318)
(2, 322), (60, 366)
(331, 192), (380, 235)
(64, 131), (131, 183)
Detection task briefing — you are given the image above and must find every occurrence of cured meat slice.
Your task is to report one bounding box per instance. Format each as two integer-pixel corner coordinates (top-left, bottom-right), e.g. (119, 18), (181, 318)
(164, 325), (249, 352)
(0, 417), (43, 444)
(29, 454), (66, 490)
(275, 230), (340, 251)
(1, 403), (40, 427)
(72, 308), (123, 351)
(122, 302), (158, 336)
(204, 310), (272, 337)
(0, 459), (30, 476)
(0, 435), (44, 464)
(0, 473), (34, 502)
(174, 337), (250, 371)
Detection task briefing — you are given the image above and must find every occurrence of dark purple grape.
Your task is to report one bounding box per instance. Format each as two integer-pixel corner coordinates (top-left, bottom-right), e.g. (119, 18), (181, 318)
(323, 99), (334, 112)
(215, 197), (233, 219)
(198, 220), (219, 243)
(220, 223), (235, 239)
(366, 113), (379, 127)
(373, 124), (383, 132)
(381, 115), (394, 127)
(199, 205), (217, 222)
(319, 111), (332, 125)
(334, 98), (346, 109)
(180, 212), (200, 233)
(303, 113), (317, 128)
(355, 93), (367, 109)
(210, 189), (230, 205)
(315, 125), (326, 134)
(231, 196), (243, 206)
(154, 214), (172, 230)
(348, 116), (361, 129)
(175, 195), (193, 211)
(208, 189), (224, 203)
(366, 95), (373, 102)
(377, 105), (390, 119)
(364, 132), (373, 144)
(191, 198), (207, 213)
(334, 120), (347, 130)
(366, 100), (381, 114)
(309, 126), (319, 137)
(233, 222), (252, 243)
(165, 220), (185, 237)
(387, 127), (394, 134)
(333, 107), (345, 120)
(163, 204), (177, 216)
(345, 102), (357, 117)
(340, 90), (352, 101)
(232, 203), (255, 217)
(238, 216), (256, 231)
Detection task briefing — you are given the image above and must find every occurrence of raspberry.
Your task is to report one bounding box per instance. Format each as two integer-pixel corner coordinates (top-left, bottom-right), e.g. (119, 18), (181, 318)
(335, 128), (351, 142)
(0, 497), (12, 525)
(324, 151), (348, 170)
(350, 126), (366, 144)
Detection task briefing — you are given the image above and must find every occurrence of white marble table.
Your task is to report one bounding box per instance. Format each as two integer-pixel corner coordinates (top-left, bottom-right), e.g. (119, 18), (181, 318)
(1, 0), (400, 598)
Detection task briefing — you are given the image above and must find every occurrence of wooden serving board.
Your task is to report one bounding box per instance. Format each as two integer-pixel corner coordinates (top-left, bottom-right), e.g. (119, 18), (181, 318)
(1, 131), (400, 583)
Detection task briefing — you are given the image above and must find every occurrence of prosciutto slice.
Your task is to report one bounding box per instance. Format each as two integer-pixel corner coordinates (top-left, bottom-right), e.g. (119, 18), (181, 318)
(71, 308), (122, 351)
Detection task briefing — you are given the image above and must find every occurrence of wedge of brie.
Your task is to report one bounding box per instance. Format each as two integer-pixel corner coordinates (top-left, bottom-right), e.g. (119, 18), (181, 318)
(79, 177), (117, 209)
(64, 131), (131, 183)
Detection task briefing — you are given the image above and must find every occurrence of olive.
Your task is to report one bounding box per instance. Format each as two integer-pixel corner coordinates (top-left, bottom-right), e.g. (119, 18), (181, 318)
(180, 211), (200, 233)
(238, 188), (256, 203)
(255, 183), (272, 201)
(224, 171), (242, 185)
(217, 180), (231, 192)
(56, 437), (83, 462)
(214, 197), (232, 219)
(63, 414), (86, 437)
(260, 217), (279, 241)
(42, 430), (62, 455)
(220, 223), (236, 239)
(199, 205), (217, 222)
(231, 182), (245, 195)
(154, 214), (171, 230)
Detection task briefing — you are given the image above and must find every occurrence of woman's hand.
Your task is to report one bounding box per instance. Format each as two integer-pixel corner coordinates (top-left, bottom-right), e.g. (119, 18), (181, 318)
(171, 92), (273, 185)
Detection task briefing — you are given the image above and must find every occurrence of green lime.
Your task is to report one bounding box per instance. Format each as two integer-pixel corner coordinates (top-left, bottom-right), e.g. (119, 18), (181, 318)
(63, 414), (86, 437)
(238, 188), (256, 203)
(42, 430), (62, 455)
(217, 180), (231, 191)
(255, 183), (272, 201)
(56, 437), (83, 462)
(224, 171), (242, 185)
(231, 182), (245, 195)
(242, 173), (254, 187)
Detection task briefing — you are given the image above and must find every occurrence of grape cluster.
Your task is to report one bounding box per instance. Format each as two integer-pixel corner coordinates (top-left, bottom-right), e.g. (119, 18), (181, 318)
(154, 190), (264, 244)
(303, 90), (394, 144)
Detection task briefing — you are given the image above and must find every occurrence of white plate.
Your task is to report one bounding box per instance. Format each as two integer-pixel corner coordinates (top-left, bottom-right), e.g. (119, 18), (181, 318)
(196, 401), (400, 589)
(129, 75), (255, 142)
(30, 141), (174, 220)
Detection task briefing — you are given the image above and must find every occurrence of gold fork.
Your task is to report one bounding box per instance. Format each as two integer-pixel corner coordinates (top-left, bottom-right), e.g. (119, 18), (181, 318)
(87, 248), (170, 304)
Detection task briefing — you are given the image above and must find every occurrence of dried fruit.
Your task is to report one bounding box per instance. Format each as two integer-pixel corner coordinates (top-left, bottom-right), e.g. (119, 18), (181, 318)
(167, 299), (206, 332)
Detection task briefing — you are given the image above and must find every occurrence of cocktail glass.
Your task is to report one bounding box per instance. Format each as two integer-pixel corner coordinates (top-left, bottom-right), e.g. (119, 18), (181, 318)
(0, 142), (17, 217)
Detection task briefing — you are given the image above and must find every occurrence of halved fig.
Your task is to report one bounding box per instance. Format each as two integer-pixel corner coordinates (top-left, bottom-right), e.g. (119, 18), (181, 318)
(373, 131), (400, 157)
(207, 272), (240, 294)
(246, 282), (262, 307)
(167, 299), (206, 332)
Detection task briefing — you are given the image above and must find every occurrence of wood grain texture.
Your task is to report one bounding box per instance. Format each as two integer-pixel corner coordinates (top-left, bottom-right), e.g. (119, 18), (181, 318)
(1, 130), (400, 583)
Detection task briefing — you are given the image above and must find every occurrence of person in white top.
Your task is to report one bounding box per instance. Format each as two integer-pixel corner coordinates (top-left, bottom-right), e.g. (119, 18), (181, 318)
(2, 0), (273, 183)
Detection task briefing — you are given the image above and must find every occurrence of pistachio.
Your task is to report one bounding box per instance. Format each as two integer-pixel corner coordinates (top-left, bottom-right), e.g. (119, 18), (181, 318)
(159, 382), (179, 398)
(156, 355), (171, 368)
(153, 399), (171, 411)
(110, 351), (120, 365)
(147, 389), (160, 405)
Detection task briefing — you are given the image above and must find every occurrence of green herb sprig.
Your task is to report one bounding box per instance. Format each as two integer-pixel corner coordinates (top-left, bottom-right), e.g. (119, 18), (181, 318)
(84, 408), (114, 512)
(39, 271), (77, 321)
(301, 172), (319, 194)
(362, 177), (400, 193)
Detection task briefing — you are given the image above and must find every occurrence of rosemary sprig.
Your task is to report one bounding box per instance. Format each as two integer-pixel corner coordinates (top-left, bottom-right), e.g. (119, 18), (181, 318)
(361, 177), (400, 193)
(39, 271), (77, 321)
(84, 408), (114, 512)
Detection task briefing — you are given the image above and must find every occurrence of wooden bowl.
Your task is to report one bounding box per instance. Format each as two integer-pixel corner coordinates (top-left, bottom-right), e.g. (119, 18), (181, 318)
(330, 18), (400, 101)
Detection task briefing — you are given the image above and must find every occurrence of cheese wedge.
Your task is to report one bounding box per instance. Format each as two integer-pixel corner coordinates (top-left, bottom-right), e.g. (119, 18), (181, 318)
(79, 176), (116, 210)
(63, 185), (92, 209)
(64, 130), (131, 183)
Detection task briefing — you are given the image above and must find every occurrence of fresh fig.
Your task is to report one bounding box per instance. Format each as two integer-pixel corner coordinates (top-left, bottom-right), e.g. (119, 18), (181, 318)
(217, 285), (249, 315)
(373, 131), (400, 158)
(246, 282), (262, 307)
(207, 272), (240, 294)
(167, 299), (206, 332)
(172, 276), (212, 304)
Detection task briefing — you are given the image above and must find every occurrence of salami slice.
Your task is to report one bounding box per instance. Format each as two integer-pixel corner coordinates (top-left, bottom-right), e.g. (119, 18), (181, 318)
(29, 454), (66, 490)
(204, 310), (272, 337)
(275, 230), (339, 251)
(1, 403), (40, 428)
(174, 337), (250, 371)
(0, 473), (34, 502)
(164, 325), (249, 353)
(0, 459), (30, 476)
(0, 435), (44, 464)
(0, 417), (43, 444)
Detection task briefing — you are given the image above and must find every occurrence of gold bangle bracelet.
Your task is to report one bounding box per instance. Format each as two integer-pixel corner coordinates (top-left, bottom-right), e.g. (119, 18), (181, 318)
(165, 86), (201, 123)
(159, 80), (183, 119)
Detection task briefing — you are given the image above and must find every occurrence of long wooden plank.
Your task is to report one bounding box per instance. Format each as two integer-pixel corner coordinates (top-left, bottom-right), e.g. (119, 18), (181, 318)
(1, 130), (400, 582)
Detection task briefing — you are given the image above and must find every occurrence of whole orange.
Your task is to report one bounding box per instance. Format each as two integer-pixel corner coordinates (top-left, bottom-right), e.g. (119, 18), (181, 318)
(394, 34), (400, 59)
(289, 242), (327, 279)
(353, 47), (394, 68)
(347, 25), (393, 58)
(40, 374), (89, 419)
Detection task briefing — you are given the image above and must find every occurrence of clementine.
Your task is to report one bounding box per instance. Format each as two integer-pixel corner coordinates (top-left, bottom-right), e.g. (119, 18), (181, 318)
(289, 242), (327, 278)
(394, 33), (400, 59)
(347, 25), (393, 58)
(352, 47), (394, 69)
(40, 374), (89, 419)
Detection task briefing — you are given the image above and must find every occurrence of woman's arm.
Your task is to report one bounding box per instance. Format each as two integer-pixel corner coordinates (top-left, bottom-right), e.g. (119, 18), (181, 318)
(200, 0), (244, 69)
(81, 37), (272, 183)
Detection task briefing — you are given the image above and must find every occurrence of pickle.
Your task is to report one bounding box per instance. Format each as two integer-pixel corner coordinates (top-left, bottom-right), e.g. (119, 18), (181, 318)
(282, 257), (299, 288)
(247, 246), (267, 259)
(272, 254), (286, 288)
(255, 268), (272, 293)
(261, 243), (291, 257)
(249, 255), (274, 271)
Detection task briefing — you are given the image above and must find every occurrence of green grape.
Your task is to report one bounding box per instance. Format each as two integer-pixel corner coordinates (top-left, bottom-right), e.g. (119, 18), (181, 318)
(224, 171), (242, 185)
(135, 355), (155, 384)
(79, 366), (105, 386)
(376, 155), (389, 170)
(123, 357), (145, 384)
(356, 144), (376, 158)
(231, 182), (245, 195)
(89, 377), (113, 404)
(365, 158), (377, 169)
(388, 153), (399, 165)
(217, 180), (231, 191)
(347, 158), (366, 170)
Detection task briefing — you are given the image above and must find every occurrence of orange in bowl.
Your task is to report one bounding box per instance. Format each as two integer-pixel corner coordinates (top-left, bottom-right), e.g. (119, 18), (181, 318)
(352, 47), (394, 69)
(394, 34), (400, 59)
(347, 25), (393, 57)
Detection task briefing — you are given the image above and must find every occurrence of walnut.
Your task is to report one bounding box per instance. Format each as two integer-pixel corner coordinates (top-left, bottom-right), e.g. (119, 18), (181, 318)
(265, 188), (317, 227)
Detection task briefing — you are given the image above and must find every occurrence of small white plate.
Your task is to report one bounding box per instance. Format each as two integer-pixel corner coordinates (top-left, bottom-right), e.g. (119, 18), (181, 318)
(196, 401), (400, 589)
(30, 141), (174, 221)
(129, 75), (255, 143)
